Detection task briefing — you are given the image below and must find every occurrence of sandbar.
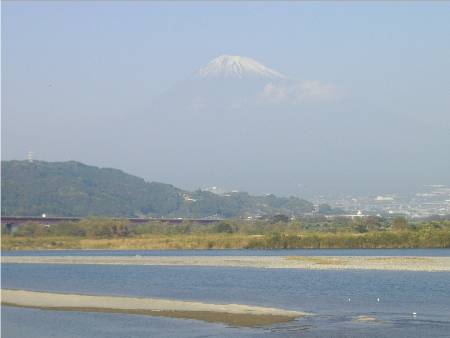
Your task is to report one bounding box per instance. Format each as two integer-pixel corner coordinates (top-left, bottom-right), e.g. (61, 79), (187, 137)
(2, 255), (450, 271)
(1, 289), (305, 327)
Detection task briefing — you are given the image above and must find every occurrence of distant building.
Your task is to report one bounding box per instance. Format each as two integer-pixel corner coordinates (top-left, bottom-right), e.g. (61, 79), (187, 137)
(375, 196), (394, 202)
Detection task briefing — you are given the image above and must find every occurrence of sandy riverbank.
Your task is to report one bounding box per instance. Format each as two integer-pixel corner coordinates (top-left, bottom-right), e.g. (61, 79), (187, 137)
(1, 289), (305, 327)
(2, 255), (450, 271)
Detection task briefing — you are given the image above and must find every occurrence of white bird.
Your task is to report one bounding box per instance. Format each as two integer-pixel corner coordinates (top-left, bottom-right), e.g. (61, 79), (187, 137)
(377, 298), (380, 302)
(348, 298), (351, 302)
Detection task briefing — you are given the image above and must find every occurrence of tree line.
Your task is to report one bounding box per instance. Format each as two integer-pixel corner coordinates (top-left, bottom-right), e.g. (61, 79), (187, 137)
(2, 216), (450, 249)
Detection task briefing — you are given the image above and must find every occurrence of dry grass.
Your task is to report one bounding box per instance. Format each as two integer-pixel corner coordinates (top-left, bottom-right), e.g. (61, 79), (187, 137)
(1, 236), (82, 250)
(1, 234), (254, 250)
(3, 227), (450, 250)
(79, 234), (253, 250)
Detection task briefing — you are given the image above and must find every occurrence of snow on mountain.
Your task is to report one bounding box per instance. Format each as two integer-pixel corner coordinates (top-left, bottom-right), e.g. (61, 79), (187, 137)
(152, 55), (336, 113)
(196, 55), (287, 80)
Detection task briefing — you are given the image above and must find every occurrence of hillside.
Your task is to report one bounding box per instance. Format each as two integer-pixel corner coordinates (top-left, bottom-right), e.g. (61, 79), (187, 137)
(1, 160), (313, 218)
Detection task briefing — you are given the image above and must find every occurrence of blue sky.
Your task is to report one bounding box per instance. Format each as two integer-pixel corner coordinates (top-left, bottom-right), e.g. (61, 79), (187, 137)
(2, 1), (450, 196)
(4, 2), (449, 96)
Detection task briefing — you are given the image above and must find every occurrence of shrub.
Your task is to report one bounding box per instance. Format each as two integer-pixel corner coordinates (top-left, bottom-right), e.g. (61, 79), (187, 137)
(215, 222), (234, 233)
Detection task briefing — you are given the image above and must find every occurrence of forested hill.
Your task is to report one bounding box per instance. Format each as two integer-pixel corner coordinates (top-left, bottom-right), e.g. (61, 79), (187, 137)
(1, 160), (314, 218)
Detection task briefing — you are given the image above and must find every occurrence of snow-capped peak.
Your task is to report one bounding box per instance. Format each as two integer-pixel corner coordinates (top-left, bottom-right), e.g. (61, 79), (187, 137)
(196, 55), (287, 80)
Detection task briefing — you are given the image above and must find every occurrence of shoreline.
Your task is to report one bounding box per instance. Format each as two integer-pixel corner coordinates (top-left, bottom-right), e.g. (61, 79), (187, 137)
(3, 255), (450, 271)
(1, 289), (305, 327)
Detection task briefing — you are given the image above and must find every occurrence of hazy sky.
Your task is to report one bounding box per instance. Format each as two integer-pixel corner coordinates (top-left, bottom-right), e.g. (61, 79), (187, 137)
(2, 1), (450, 197)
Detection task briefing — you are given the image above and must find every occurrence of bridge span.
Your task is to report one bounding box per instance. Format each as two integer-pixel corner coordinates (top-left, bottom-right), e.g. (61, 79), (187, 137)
(1, 216), (223, 226)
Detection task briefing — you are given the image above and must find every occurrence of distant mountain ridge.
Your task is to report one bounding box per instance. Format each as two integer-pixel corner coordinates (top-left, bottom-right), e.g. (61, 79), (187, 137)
(1, 160), (314, 218)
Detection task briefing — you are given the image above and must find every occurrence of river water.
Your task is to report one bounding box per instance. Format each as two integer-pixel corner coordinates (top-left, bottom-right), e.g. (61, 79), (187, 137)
(2, 249), (450, 338)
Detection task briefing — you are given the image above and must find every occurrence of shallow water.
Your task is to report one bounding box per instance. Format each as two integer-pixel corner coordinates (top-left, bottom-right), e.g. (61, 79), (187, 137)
(2, 249), (450, 337)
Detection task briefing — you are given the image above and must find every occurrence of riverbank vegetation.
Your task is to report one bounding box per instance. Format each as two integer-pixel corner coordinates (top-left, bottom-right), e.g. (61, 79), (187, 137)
(2, 216), (450, 250)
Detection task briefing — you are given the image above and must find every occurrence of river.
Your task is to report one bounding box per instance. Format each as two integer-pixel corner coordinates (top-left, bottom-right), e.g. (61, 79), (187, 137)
(2, 249), (450, 338)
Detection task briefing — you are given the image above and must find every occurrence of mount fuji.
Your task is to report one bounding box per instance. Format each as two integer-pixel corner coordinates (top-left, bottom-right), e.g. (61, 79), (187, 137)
(118, 55), (439, 197)
(153, 55), (336, 113)
(195, 55), (287, 80)
(124, 55), (364, 196)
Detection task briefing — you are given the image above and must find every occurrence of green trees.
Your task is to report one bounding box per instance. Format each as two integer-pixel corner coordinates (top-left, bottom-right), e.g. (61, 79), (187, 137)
(10, 219), (131, 238)
(272, 214), (290, 223)
(2, 160), (313, 218)
(214, 221), (234, 233)
(13, 223), (49, 237)
(77, 219), (130, 238)
(352, 219), (369, 233)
